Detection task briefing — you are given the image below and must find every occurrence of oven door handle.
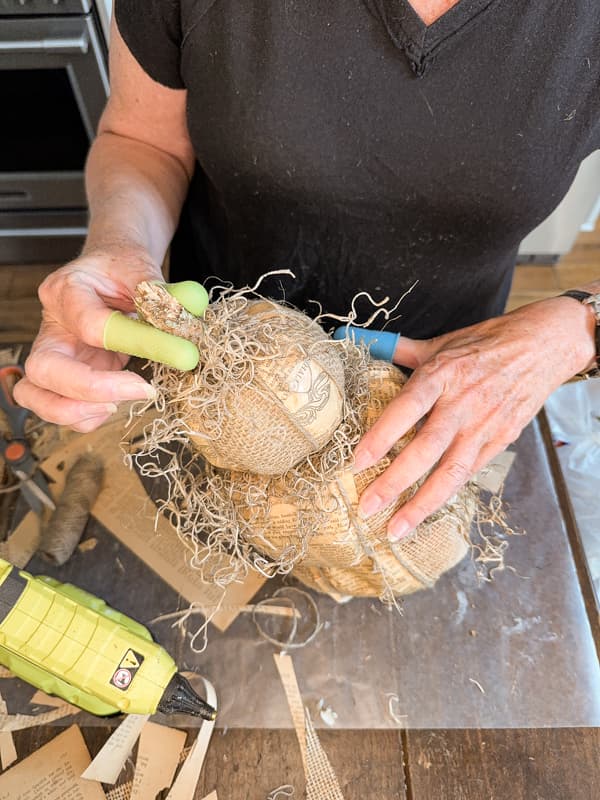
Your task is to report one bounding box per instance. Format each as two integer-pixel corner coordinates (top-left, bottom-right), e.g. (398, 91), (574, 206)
(0, 33), (89, 56)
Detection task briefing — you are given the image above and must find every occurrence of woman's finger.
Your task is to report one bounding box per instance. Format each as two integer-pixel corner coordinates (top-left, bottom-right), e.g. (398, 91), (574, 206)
(387, 436), (482, 541)
(353, 370), (442, 472)
(41, 273), (119, 350)
(471, 440), (518, 481)
(13, 377), (119, 428)
(24, 342), (154, 404)
(39, 259), (163, 351)
(70, 414), (116, 434)
(358, 412), (458, 518)
(391, 335), (438, 369)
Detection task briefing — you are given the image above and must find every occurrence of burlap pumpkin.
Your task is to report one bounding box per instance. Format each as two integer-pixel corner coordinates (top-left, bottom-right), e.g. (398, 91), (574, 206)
(136, 284), (345, 476)
(240, 362), (474, 598)
(135, 282), (475, 598)
(187, 300), (345, 475)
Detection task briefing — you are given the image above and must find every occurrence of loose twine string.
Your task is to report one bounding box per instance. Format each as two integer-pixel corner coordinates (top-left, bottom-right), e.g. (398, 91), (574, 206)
(267, 786), (295, 799)
(252, 588), (322, 649)
(147, 588), (322, 653)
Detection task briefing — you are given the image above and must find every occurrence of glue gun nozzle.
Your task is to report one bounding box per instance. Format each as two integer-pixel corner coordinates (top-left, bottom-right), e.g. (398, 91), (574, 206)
(157, 672), (217, 721)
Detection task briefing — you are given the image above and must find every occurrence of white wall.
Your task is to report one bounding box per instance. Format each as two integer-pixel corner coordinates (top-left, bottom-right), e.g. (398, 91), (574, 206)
(519, 151), (600, 257)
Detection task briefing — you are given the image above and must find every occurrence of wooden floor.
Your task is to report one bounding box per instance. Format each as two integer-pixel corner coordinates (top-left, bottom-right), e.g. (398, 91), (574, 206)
(1, 221), (599, 343)
(507, 222), (600, 312)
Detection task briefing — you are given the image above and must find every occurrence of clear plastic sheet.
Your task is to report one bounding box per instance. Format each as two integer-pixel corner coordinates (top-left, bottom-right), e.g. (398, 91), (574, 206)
(544, 380), (600, 600)
(2, 420), (600, 730)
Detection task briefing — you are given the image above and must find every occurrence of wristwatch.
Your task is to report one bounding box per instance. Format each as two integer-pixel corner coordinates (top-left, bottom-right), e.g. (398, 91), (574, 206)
(560, 290), (600, 379)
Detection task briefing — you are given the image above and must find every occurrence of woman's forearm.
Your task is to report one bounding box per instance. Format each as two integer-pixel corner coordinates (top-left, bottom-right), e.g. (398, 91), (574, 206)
(83, 130), (192, 265)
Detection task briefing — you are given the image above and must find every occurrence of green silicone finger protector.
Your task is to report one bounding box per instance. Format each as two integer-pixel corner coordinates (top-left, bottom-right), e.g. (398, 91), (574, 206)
(103, 312), (200, 371)
(162, 281), (209, 317)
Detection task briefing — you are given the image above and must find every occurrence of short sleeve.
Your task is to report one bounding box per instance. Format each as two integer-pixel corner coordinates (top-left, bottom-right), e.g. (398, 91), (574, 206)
(114, 0), (184, 89)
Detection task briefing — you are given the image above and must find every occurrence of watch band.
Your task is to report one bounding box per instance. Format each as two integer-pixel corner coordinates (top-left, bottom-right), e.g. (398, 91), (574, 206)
(560, 290), (600, 379)
(560, 289), (593, 303)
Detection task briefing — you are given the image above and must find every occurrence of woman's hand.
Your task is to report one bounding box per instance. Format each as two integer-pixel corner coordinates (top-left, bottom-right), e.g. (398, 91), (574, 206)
(353, 296), (597, 541)
(14, 245), (163, 433)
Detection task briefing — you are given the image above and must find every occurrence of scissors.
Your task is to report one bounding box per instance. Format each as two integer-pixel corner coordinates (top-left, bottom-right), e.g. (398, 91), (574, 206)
(0, 365), (55, 516)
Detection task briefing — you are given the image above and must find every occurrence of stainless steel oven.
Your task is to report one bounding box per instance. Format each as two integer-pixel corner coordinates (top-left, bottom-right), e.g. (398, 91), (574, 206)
(0, 0), (108, 263)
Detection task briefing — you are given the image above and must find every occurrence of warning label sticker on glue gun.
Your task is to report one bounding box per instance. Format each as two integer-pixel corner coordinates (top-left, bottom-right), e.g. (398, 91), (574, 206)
(110, 649), (144, 691)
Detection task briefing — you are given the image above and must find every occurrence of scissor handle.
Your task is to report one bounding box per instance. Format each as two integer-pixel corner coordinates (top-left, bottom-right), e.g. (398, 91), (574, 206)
(0, 365), (29, 440)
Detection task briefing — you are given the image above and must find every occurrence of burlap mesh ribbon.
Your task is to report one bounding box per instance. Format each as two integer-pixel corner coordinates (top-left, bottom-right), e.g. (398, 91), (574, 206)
(275, 654), (346, 800)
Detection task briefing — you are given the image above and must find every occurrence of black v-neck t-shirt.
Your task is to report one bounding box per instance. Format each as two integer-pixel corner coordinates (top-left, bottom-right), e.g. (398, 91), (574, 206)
(115, 1), (600, 337)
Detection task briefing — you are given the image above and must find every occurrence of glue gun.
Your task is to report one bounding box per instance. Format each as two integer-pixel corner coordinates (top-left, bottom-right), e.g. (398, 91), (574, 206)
(0, 558), (216, 720)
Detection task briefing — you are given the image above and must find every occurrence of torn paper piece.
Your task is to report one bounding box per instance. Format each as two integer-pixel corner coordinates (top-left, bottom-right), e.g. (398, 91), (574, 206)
(130, 722), (186, 800)
(0, 689), (17, 769)
(273, 654), (307, 770)
(200, 793), (218, 800)
(78, 537), (98, 554)
(105, 745), (191, 800)
(81, 714), (149, 785)
(0, 703), (77, 732)
(166, 678), (217, 800)
(29, 690), (71, 709)
(0, 724), (106, 799)
(0, 510), (41, 569)
(244, 604), (300, 619)
(42, 420), (265, 632)
(473, 450), (516, 494)
(0, 725), (16, 770)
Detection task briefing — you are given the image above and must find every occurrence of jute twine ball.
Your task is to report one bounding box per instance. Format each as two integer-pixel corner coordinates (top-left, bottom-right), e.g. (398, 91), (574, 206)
(242, 362), (474, 598)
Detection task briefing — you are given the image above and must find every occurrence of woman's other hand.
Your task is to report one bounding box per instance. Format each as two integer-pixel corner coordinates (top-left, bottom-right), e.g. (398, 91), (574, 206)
(353, 295), (597, 540)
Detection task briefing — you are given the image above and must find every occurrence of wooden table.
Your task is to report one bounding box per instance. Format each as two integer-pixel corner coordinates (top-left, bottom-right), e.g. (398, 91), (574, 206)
(3, 412), (600, 799)
(10, 725), (600, 798)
